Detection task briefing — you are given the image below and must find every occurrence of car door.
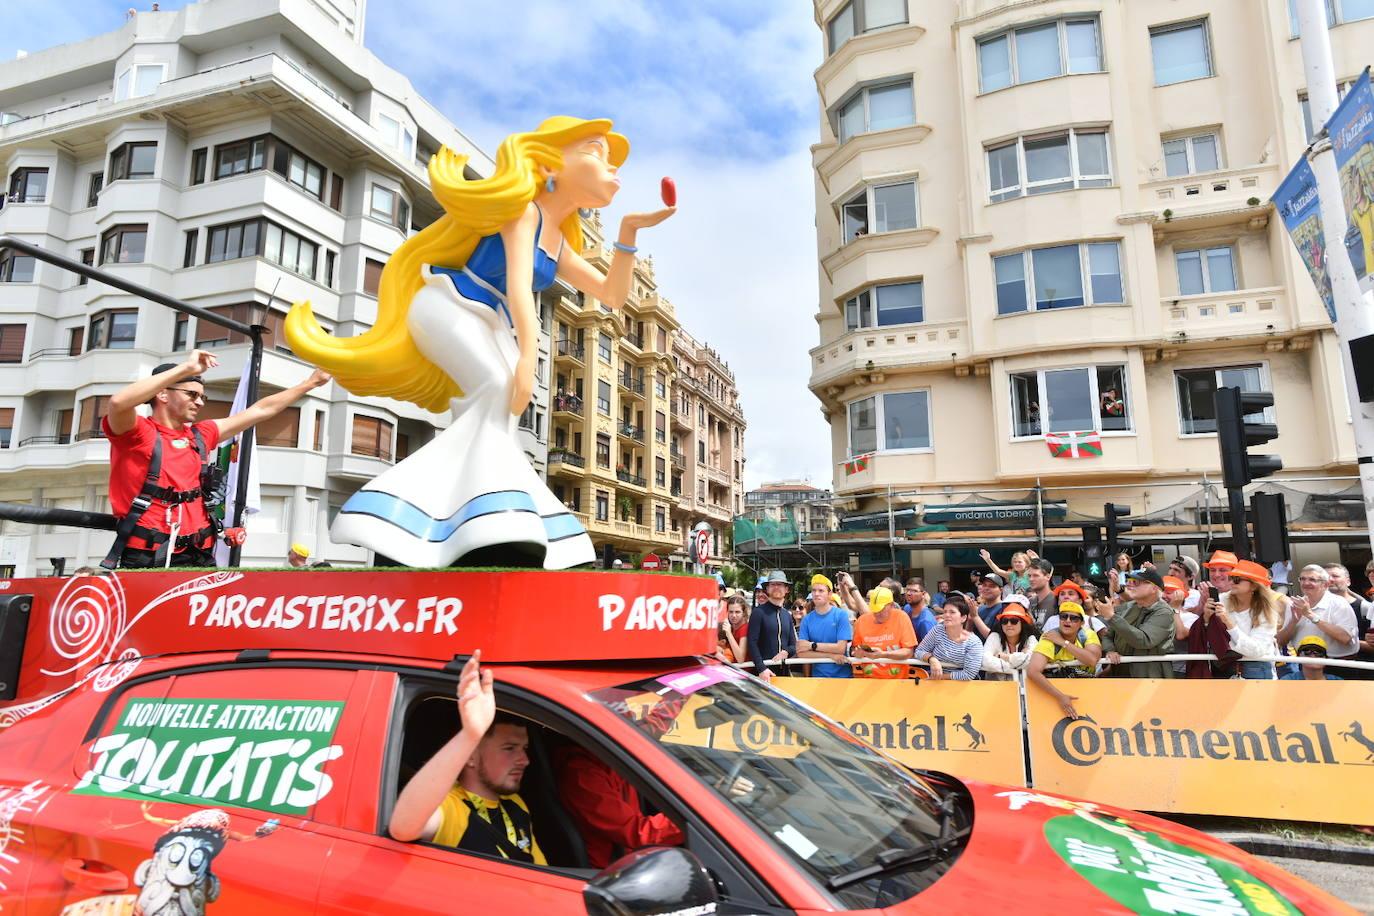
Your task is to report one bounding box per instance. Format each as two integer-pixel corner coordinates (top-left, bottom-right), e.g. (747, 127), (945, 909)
(24, 661), (376, 915)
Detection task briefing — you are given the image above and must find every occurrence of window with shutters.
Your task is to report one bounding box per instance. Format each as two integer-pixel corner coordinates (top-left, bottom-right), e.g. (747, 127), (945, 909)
(396, 432), (412, 461)
(256, 407), (300, 447)
(195, 400), (233, 423)
(194, 303), (290, 353)
(0, 324), (26, 363)
(57, 408), (74, 445)
(363, 258), (385, 296)
(68, 327), (84, 356)
(76, 396), (108, 441)
(329, 173), (344, 211)
(350, 414), (393, 460)
(0, 408), (13, 448)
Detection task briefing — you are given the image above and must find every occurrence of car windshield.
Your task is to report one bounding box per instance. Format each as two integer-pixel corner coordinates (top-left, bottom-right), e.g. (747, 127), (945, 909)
(590, 664), (963, 909)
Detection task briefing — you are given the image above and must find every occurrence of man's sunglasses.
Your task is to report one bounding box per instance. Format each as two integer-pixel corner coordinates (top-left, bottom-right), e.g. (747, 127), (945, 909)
(1060, 615), (1084, 622)
(167, 388), (206, 404)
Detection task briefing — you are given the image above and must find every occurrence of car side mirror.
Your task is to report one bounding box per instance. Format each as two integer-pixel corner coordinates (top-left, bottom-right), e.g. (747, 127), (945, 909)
(583, 846), (718, 916)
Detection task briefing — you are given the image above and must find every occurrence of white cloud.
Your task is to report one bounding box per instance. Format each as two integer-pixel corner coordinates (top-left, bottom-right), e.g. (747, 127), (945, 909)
(368, 2), (835, 492)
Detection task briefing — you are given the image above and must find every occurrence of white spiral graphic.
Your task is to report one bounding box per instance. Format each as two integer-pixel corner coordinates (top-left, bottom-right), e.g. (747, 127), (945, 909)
(41, 574), (127, 678)
(93, 647), (142, 693)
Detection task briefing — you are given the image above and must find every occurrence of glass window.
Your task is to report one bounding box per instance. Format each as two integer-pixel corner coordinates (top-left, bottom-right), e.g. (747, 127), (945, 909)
(1066, 19), (1102, 73)
(848, 397), (877, 455)
(1031, 245), (1083, 309)
(1150, 21), (1212, 86)
(883, 391), (930, 449)
(115, 69), (131, 101)
(133, 65), (163, 98)
(1043, 368), (1094, 433)
(1342, 0), (1374, 21)
(1176, 246), (1237, 294)
(866, 83), (915, 132)
(1023, 134), (1073, 194)
(872, 182), (918, 232)
(875, 282), (923, 326)
(1015, 23), (1063, 83)
(1176, 365), (1267, 434)
(828, 2), (855, 51)
(370, 185), (395, 221)
(0, 252), (35, 283)
(843, 290), (873, 331)
(838, 96), (865, 143)
(378, 113), (401, 148)
(108, 311), (138, 349)
(988, 142), (1020, 201)
(87, 172), (103, 206)
(1162, 133), (1220, 176)
(1097, 366), (1129, 431)
(1010, 372), (1041, 436)
(994, 253), (1027, 314)
(597, 380), (611, 415)
(7, 168), (48, 203)
(1087, 243), (1123, 303)
(978, 34), (1012, 92)
(842, 189), (869, 242)
(598, 332), (612, 362)
(1075, 132), (1111, 185)
(99, 225), (148, 265)
(1012, 365), (1130, 437)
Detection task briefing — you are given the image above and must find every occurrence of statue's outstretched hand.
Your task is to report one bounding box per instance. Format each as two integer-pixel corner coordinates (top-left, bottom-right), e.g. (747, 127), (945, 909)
(621, 207), (676, 232)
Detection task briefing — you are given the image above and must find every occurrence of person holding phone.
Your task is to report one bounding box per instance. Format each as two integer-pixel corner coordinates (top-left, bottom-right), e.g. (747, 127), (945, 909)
(1209, 560), (1281, 679)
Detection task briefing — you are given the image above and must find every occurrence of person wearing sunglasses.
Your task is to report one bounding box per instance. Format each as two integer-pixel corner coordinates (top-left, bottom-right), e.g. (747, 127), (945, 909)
(1207, 560), (1282, 680)
(1094, 567), (1176, 679)
(102, 348), (330, 568)
(1027, 601), (1102, 719)
(1276, 565), (1359, 663)
(981, 596), (1040, 681)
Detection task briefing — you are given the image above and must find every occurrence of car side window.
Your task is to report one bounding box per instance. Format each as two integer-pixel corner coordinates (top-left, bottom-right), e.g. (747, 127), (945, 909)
(78, 666), (368, 825)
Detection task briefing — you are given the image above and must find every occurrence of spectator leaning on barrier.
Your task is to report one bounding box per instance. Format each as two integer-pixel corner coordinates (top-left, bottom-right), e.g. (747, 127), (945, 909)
(1280, 636), (1343, 681)
(982, 597), (1040, 681)
(914, 597), (983, 681)
(718, 594), (749, 664)
(1162, 575), (1198, 677)
(903, 578), (937, 641)
(1028, 601), (1102, 719)
(1095, 567), (1175, 678)
(795, 575), (853, 679)
(1278, 565), (1359, 661)
(851, 587), (918, 679)
(1211, 560), (1281, 680)
(1045, 581), (1106, 634)
(971, 573), (1005, 639)
(747, 571), (796, 681)
(1325, 563), (1374, 682)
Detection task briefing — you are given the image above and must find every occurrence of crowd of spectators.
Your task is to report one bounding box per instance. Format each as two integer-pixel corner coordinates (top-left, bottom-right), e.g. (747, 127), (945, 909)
(715, 551), (1374, 712)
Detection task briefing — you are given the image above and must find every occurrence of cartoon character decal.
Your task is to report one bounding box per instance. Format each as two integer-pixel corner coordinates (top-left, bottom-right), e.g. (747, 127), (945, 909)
(131, 808), (278, 916)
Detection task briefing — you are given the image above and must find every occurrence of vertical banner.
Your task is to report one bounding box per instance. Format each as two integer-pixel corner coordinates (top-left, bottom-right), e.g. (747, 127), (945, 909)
(1273, 156), (1337, 321)
(777, 678), (1027, 786)
(213, 359), (261, 566)
(1328, 69), (1374, 290)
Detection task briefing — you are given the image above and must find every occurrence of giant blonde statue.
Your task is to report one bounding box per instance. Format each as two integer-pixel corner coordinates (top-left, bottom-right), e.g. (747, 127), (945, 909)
(285, 116), (674, 568)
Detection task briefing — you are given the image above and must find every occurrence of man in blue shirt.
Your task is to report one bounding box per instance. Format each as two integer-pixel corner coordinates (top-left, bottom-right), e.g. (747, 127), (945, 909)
(902, 578), (937, 641)
(972, 573), (1005, 639)
(795, 574), (853, 678)
(931, 580), (951, 608)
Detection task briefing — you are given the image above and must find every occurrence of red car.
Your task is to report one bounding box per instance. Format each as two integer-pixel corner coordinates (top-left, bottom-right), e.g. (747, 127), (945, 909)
(0, 569), (1354, 914)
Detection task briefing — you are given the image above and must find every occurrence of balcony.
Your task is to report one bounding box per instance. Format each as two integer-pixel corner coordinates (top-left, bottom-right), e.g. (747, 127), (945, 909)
(555, 339), (585, 364)
(1160, 286), (1291, 347)
(619, 423), (645, 444)
(616, 469), (647, 488)
(809, 319), (969, 389)
(624, 332), (643, 350)
(552, 393), (584, 416)
(1141, 165), (1279, 237)
(671, 403), (691, 429)
(618, 374), (646, 397)
(548, 447), (586, 469)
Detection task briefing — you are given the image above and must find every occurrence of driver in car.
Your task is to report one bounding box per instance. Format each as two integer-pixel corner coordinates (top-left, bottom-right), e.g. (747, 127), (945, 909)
(555, 738), (686, 869)
(388, 652), (546, 865)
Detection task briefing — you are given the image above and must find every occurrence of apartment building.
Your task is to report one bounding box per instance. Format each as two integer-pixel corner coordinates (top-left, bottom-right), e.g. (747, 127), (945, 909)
(669, 328), (747, 570)
(0, 0), (527, 573)
(744, 481), (839, 535)
(806, 0), (1372, 577)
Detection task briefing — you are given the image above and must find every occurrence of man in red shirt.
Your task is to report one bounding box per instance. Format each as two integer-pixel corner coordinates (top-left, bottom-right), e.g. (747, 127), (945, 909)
(102, 349), (329, 568)
(554, 744), (685, 868)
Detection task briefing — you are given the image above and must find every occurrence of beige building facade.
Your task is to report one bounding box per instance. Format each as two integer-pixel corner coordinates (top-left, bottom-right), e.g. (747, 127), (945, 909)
(807, 0), (1370, 570)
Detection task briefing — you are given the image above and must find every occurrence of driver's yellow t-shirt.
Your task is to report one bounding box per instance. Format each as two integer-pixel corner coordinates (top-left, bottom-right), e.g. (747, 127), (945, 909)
(433, 787), (546, 865)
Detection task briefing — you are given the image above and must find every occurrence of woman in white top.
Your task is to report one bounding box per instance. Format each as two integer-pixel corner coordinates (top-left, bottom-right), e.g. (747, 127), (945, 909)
(982, 598), (1040, 681)
(1212, 560), (1282, 679)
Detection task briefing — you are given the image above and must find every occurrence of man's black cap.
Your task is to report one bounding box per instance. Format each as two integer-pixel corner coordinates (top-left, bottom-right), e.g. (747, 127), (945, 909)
(1126, 567), (1166, 589)
(152, 362), (202, 384)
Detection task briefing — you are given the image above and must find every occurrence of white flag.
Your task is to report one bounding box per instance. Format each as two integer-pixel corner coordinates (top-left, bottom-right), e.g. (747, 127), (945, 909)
(213, 357), (261, 566)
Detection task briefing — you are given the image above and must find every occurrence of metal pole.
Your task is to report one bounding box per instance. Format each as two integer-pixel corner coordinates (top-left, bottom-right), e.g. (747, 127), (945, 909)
(227, 326), (265, 566)
(1034, 478), (1045, 555)
(886, 485), (896, 579)
(1296, 0), (1374, 552)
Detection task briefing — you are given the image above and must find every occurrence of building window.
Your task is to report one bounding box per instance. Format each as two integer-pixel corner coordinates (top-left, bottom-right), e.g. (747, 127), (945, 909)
(88, 309), (138, 350)
(1149, 19), (1212, 87)
(596, 433), (611, 469)
(826, 0), (908, 54)
(7, 167), (48, 203)
(256, 407), (300, 448)
(1175, 365), (1272, 435)
(99, 224), (148, 265)
(324, 250), (336, 288)
(195, 303), (291, 352)
(1288, 0), (1373, 36)
(595, 490), (609, 522)
(369, 184), (409, 230)
(183, 229), (199, 268)
(655, 411), (666, 442)
(173, 313), (188, 351)
(189, 148), (207, 186)
(0, 252), (35, 283)
(108, 142), (157, 181)
(263, 222), (317, 279)
(597, 332), (613, 363)
(847, 390), (931, 455)
(350, 414), (393, 460)
(836, 80), (915, 144)
(114, 63), (164, 100)
(1010, 365), (1130, 438)
(87, 172), (103, 207)
(978, 17), (1102, 92)
(655, 506), (666, 532)
(844, 281), (924, 330)
(210, 135), (325, 199)
(76, 248), (94, 286)
(0, 325), (25, 363)
(68, 326), (84, 356)
(215, 137), (267, 178)
(655, 456), (666, 486)
(994, 241), (1123, 314)
(697, 440), (706, 463)
(205, 217), (317, 280)
(329, 173), (344, 211)
(987, 129), (1111, 202)
(313, 410), (325, 451)
(363, 257), (385, 296)
(1175, 246), (1238, 295)
(841, 179), (918, 242)
(1162, 132), (1221, 177)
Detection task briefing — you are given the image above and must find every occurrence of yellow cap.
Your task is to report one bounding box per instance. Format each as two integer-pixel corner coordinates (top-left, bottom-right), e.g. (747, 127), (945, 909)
(868, 587), (897, 613)
(1297, 635), (1328, 652)
(290, 543), (311, 558)
(810, 573), (833, 589)
(1058, 601), (1085, 617)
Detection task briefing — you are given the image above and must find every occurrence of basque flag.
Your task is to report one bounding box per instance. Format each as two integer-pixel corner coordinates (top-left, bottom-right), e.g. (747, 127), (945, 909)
(1045, 430), (1102, 459)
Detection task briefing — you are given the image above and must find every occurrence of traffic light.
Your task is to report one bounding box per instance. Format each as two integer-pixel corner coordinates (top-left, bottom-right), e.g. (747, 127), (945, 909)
(1080, 525), (1105, 579)
(1214, 387), (1282, 488)
(1105, 503), (1133, 559)
(1250, 492), (1291, 566)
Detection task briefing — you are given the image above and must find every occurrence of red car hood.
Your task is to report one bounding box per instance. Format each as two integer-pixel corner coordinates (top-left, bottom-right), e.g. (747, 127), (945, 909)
(877, 780), (1357, 914)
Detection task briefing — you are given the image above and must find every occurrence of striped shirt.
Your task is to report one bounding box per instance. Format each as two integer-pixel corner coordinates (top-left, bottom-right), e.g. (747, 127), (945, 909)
(915, 627), (983, 680)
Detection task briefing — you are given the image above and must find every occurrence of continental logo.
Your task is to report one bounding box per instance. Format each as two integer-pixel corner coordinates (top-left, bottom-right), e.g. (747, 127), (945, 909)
(731, 713), (989, 755)
(1051, 715), (1364, 768)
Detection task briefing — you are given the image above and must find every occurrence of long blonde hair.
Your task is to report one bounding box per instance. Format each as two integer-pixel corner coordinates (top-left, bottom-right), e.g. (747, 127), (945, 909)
(1225, 583), (1280, 630)
(284, 129), (586, 413)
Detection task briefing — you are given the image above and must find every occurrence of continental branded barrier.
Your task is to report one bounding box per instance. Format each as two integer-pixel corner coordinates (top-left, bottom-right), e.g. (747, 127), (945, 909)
(776, 678), (1026, 787)
(1024, 679), (1374, 825)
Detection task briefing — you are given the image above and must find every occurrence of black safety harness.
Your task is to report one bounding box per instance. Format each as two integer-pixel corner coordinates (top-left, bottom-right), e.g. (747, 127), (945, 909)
(101, 427), (224, 570)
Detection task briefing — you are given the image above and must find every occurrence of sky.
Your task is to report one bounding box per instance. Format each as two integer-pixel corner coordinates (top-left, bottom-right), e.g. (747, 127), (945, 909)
(0, 1), (834, 492)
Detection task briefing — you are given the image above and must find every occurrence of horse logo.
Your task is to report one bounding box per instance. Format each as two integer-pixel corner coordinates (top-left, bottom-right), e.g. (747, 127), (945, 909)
(1338, 721), (1374, 762)
(953, 713), (986, 750)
